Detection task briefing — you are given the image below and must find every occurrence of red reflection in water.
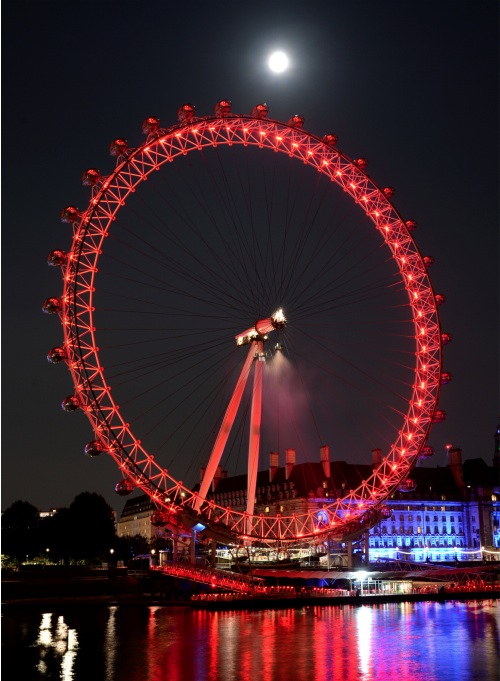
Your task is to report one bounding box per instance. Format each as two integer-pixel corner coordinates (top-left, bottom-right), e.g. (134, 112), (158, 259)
(126, 601), (500, 681)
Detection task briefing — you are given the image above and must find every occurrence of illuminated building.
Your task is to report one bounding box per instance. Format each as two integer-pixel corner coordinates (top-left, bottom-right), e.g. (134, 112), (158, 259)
(117, 424), (500, 563)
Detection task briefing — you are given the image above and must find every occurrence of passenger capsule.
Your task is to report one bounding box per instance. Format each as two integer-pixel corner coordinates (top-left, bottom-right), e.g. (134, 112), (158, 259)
(42, 297), (62, 314)
(423, 255), (434, 267)
(287, 114), (304, 128)
(435, 293), (446, 306)
(398, 478), (417, 493)
(177, 103), (195, 123)
(60, 206), (79, 224)
(432, 409), (446, 423)
(441, 372), (453, 385)
(251, 103), (269, 119)
(61, 395), (80, 412)
(47, 250), (66, 267)
(380, 506), (392, 518)
(109, 139), (128, 157)
(214, 100), (232, 118)
(405, 220), (417, 231)
(142, 116), (160, 135)
(115, 479), (135, 496)
(420, 445), (434, 458)
(151, 511), (169, 527)
(82, 168), (101, 186)
(353, 157), (368, 169)
(47, 347), (66, 364)
(322, 133), (338, 146)
(84, 440), (104, 457)
(383, 186), (395, 198)
(441, 332), (452, 345)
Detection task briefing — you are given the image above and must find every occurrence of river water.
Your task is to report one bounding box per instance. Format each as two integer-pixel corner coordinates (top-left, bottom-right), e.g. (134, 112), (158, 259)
(2, 600), (498, 680)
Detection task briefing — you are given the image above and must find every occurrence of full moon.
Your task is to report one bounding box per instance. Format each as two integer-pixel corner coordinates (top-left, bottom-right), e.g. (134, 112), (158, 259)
(268, 51), (289, 73)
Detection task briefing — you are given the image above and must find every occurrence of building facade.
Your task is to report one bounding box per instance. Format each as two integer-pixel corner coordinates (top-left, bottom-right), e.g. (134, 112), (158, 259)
(117, 426), (500, 564)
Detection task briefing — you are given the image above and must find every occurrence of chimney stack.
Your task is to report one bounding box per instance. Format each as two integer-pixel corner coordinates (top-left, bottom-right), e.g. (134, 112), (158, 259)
(211, 465), (223, 492)
(320, 445), (330, 478)
(269, 451), (279, 482)
(448, 447), (465, 489)
(285, 448), (296, 480)
(372, 448), (382, 467)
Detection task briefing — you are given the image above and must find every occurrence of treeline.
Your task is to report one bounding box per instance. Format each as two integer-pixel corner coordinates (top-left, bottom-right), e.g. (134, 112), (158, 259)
(1, 492), (164, 567)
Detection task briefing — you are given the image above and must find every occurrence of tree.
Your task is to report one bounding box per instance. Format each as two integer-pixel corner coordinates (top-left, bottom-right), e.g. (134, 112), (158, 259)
(67, 492), (116, 563)
(1, 500), (41, 565)
(39, 507), (72, 565)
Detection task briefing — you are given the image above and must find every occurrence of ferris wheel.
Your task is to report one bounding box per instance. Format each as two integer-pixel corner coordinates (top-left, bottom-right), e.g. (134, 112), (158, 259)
(43, 100), (449, 546)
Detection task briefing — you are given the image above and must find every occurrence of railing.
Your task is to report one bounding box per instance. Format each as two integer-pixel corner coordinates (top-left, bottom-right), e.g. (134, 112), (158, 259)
(150, 563), (261, 593)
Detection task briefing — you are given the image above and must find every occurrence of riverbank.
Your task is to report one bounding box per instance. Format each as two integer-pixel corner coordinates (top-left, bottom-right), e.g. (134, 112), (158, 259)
(2, 566), (498, 610)
(191, 588), (500, 610)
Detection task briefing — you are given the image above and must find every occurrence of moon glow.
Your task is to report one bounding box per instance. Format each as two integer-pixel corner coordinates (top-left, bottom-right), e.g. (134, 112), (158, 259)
(268, 51), (289, 73)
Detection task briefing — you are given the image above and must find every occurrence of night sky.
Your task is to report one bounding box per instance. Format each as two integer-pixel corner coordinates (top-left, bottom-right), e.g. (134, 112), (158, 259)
(2, 0), (498, 516)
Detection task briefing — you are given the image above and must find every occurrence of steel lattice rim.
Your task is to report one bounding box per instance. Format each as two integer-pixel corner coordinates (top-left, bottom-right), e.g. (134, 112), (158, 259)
(54, 112), (442, 544)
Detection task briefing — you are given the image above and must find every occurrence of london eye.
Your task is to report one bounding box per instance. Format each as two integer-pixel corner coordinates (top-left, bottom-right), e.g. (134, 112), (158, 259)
(44, 100), (447, 547)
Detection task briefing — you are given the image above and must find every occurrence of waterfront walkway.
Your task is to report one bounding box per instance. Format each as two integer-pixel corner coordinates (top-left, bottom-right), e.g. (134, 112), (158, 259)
(150, 563), (264, 593)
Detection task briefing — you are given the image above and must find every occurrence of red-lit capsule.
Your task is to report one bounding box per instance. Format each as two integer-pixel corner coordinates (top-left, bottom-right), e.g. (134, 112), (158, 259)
(322, 134), (338, 146)
(214, 100), (232, 118)
(380, 506), (392, 518)
(42, 297), (62, 314)
(354, 157), (368, 169)
(115, 479), (135, 496)
(432, 409), (446, 423)
(398, 478), (417, 493)
(251, 103), (269, 119)
(84, 440), (104, 457)
(142, 116), (160, 135)
(47, 250), (66, 267)
(420, 445), (434, 458)
(441, 372), (453, 385)
(82, 168), (101, 186)
(151, 511), (169, 527)
(383, 187), (395, 198)
(62, 395), (80, 412)
(47, 347), (66, 364)
(287, 115), (304, 128)
(405, 220), (417, 231)
(177, 103), (195, 123)
(441, 332), (452, 345)
(109, 139), (128, 157)
(423, 255), (434, 267)
(435, 293), (446, 306)
(60, 206), (79, 224)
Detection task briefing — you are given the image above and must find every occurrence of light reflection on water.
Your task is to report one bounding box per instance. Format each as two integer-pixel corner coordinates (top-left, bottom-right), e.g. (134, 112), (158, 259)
(2, 600), (498, 681)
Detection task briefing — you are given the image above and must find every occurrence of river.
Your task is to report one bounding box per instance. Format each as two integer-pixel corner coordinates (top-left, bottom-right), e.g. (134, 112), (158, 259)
(2, 600), (498, 680)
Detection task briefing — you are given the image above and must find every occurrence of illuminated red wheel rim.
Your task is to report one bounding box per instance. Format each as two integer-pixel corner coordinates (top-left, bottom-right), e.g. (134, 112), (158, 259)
(47, 103), (444, 545)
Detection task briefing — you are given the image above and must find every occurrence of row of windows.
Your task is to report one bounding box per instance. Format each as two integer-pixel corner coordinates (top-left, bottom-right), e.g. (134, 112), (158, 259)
(379, 525), (461, 534)
(392, 514), (463, 522)
(369, 538), (464, 548)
